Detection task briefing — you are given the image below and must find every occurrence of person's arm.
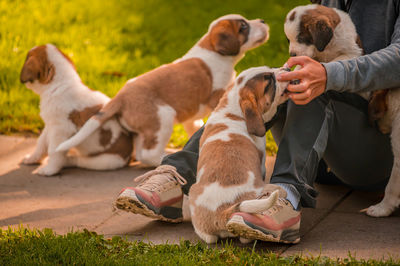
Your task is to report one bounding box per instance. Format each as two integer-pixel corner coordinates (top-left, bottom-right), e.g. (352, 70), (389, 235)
(324, 17), (400, 94)
(278, 13), (400, 105)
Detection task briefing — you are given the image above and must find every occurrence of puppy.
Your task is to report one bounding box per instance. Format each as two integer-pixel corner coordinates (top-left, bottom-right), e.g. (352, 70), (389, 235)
(188, 66), (289, 244)
(56, 14), (269, 166)
(284, 4), (368, 99)
(20, 44), (133, 176)
(366, 88), (400, 217)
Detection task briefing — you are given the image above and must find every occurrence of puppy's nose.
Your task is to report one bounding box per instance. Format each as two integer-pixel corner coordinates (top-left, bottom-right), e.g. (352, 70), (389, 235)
(259, 19), (265, 24)
(290, 52), (297, 57)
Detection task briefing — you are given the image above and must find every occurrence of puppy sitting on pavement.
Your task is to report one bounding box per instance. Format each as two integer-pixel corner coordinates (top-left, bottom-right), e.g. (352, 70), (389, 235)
(188, 66), (290, 244)
(20, 44), (133, 176)
(56, 14), (269, 167)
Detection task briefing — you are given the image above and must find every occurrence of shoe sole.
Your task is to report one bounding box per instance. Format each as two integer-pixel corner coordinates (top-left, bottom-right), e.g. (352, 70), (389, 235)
(226, 215), (300, 244)
(115, 189), (183, 223)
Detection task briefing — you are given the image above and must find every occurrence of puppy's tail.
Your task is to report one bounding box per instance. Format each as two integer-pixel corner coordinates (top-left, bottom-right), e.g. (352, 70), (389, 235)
(221, 190), (279, 226)
(56, 100), (121, 152)
(238, 190), (279, 213)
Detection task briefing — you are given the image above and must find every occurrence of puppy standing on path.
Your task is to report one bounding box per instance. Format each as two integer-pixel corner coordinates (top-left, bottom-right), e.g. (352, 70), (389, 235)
(189, 67), (290, 244)
(367, 86), (400, 217)
(57, 14), (269, 166)
(20, 44), (133, 176)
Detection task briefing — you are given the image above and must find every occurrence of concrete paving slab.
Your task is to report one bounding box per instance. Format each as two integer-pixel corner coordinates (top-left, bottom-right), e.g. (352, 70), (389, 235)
(1, 135), (399, 260)
(0, 135), (34, 158)
(282, 211), (400, 260)
(334, 190), (400, 216)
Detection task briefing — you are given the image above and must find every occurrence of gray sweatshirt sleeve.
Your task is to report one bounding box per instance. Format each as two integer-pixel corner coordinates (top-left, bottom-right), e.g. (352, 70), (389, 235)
(323, 15), (400, 93)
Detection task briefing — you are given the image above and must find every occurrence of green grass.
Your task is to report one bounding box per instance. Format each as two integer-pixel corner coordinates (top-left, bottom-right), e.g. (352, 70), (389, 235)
(0, 0), (308, 150)
(1, 226), (398, 265)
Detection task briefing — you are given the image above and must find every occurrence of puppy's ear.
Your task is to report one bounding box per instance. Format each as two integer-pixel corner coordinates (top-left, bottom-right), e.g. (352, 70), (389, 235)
(210, 21), (241, 56)
(309, 19), (333, 52)
(20, 47), (55, 84)
(20, 56), (39, 83)
(214, 32), (241, 55)
(40, 62), (55, 84)
(239, 90), (266, 137)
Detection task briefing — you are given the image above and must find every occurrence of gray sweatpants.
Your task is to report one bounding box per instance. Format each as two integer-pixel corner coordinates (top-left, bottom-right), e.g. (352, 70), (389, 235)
(161, 91), (393, 208)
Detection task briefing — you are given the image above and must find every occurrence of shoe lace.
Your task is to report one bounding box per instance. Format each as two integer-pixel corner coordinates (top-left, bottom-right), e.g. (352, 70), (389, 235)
(134, 165), (187, 191)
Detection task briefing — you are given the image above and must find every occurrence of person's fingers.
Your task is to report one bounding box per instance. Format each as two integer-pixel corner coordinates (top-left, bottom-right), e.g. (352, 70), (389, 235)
(286, 56), (310, 68)
(287, 82), (308, 93)
(289, 89), (312, 101)
(277, 70), (304, 81)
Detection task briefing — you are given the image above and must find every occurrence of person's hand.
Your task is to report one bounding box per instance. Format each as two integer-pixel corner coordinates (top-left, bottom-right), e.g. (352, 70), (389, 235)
(277, 56), (327, 105)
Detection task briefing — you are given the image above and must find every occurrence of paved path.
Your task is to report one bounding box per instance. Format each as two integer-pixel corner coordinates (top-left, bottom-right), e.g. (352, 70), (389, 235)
(1, 135), (399, 260)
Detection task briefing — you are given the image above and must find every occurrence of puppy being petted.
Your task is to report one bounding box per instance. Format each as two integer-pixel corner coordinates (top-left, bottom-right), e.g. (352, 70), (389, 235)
(189, 66), (291, 244)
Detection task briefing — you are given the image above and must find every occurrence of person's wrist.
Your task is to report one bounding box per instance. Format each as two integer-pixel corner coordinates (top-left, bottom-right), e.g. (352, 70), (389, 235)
(321, 63), (328, 93)
(321, 62), (346, 92)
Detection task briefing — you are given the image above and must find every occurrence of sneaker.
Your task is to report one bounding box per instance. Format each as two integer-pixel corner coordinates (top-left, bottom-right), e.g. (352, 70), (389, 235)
(226, 184), (301, 244)
(115, 165), (187, 223)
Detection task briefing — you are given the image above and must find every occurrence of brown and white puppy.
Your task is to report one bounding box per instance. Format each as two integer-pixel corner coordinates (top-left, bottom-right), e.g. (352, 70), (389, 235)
(366, 88), (400, 217)
(56, 14), (269, 166)
(188, 66), (289, 244)
(20, 44), (133, 176)
(284, 4), (368, 99)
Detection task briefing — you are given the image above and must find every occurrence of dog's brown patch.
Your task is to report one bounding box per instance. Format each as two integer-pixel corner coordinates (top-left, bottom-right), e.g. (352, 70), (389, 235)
(368, 89), (390, 125)
(356, 35), (365, 55)
(201, 123), (229, 141)
(239, 73), (275, 137)
(214, 92), (229, 111)
(298, 5), (341, 51)
(237, 77), (243, 85)
(108, 57), (213, 150)
(103, 131), (133, 160)
(100, 128), (112, 147)
(69, 104), (103, 128)
(90, 129), (133, 160)
(225, 113), (244, 121)
(208, 89), (226, 109)
(289, 11), (296, 21)
(199, 19), (249, 56)
(20, 45), (55, 84)
(198, 133), (264, 187)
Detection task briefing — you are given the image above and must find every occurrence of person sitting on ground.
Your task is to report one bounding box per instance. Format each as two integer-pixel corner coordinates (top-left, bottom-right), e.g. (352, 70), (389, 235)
(116, 0), (400, 243)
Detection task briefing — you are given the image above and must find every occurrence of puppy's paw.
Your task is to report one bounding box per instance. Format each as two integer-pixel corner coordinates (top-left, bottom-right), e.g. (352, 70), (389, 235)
(239, 237), (252, 244)
(363, 202), (394, 217)
(21, 154), (40, 165)
(203, 234), (218, 244)
(34, 165), (61, 176)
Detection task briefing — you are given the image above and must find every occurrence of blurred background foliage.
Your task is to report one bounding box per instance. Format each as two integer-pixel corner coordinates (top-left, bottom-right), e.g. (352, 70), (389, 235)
(0, 0), (308, 153)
